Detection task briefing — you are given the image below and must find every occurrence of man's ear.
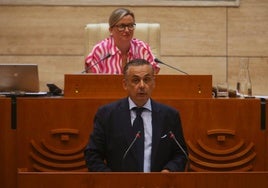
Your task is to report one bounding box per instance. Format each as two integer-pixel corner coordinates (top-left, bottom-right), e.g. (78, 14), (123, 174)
(152, 77), (156, 89)
(122, 79), (127, 90)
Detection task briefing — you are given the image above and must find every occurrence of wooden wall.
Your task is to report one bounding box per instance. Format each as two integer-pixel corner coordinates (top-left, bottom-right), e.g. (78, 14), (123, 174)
(1, 97), (267, 188)
(0, 0), (267, 95)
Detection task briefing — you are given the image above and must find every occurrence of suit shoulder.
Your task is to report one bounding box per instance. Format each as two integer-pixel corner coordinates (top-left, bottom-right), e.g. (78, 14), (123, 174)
(98, 98), (127, 112)
(153, 100), (179, 113)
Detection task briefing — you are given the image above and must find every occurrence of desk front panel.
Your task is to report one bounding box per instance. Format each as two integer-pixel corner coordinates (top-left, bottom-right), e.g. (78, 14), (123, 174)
(0, 97), (17, 188)
(15, 97), (267, 172)
(64, 74), (212, 99)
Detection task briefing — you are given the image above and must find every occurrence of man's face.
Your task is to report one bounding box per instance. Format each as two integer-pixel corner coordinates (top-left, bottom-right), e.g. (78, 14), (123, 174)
(123, 64), (155, 107)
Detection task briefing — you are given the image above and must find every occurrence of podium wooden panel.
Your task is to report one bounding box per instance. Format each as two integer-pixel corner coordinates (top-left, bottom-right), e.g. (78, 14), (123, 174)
(0, 97), (17, 188)
(17, 172), (268, 188)
(64, 74), (212, 99)
(1, 97), (267, 188)
(15, 98), (267, 172)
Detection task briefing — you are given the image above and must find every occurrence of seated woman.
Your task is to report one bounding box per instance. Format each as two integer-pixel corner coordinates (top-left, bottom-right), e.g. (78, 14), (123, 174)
(85, 8), (160, 74)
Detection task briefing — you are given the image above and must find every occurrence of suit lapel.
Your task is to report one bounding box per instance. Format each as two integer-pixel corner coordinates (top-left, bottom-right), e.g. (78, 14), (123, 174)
(118, 98), (140, 163)
(151, 100), (164, 168)
(117, 98), (136, 148)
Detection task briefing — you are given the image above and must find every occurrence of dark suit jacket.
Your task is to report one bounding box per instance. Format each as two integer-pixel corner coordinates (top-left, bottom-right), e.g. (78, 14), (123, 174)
(84, 97), (188, 172)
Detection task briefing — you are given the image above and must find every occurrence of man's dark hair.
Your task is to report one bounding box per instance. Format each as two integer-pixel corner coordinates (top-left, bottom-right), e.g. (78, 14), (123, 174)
(123, 59), (154, 76)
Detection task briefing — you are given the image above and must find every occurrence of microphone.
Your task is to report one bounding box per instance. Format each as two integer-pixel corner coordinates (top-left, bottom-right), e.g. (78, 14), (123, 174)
(154, 58), (189, 75)
(122, 131), (141, 160)
(169, 131), (189, 171)
(82, 54), (111, 73)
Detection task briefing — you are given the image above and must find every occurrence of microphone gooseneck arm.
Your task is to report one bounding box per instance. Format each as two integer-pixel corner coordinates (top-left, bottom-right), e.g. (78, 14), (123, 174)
(82, 54), (111, 73)
(169, 131), (189, 171)
(122, 131), (141, 160)
(154, 58), (189, 75)
(169, 131), (188, 158)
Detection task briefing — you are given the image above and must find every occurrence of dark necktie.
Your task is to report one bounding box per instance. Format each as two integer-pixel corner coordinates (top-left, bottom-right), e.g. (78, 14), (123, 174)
(133, 107), (145, 172)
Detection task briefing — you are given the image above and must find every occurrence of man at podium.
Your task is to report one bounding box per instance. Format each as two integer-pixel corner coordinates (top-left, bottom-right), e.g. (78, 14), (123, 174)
(84, 59), (188, 172)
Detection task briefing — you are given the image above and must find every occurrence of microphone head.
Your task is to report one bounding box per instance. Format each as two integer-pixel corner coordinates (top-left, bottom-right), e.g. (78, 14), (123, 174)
(136, 131), (141, 138)
(169, 131), (175, 138)
(154, 58), (160, 63)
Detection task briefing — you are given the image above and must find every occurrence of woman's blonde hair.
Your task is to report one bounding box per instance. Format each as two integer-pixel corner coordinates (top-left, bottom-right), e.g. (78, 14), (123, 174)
(109, 8), (135, 28)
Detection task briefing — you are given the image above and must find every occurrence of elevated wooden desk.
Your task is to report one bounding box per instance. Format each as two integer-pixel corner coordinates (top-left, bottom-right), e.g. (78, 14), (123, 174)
(64, 74), (212, 98)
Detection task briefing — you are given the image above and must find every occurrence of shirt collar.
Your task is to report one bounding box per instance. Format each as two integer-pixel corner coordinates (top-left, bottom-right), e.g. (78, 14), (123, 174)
(109, 36), (134, 57)
(128, 97), (152, 111)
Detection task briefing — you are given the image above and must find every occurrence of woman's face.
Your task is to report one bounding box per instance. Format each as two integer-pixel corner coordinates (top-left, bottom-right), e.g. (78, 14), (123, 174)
(109, 15), (135, 45)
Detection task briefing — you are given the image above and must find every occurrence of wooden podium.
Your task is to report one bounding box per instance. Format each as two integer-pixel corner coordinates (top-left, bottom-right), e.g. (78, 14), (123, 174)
(64, 74), (212, 98)
(1, 97), (267, 187)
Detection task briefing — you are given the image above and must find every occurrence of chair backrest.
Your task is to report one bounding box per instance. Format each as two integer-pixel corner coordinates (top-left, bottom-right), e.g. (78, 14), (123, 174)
(84, 23), (160, 59)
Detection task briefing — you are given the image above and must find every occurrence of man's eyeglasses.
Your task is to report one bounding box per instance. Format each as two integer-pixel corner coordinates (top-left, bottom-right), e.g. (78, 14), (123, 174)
(114, 23), (136, 32)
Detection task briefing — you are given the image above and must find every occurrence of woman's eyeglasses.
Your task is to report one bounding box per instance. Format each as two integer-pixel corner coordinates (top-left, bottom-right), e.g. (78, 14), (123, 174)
(114, 23), (136, 32)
